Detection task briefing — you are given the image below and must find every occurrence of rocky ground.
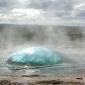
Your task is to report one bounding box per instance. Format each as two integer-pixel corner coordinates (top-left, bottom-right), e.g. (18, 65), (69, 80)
(0, 73), (85, 85)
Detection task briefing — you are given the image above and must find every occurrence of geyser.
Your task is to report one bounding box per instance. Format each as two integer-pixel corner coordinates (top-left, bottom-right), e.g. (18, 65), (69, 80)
(7, 47), (62, 65)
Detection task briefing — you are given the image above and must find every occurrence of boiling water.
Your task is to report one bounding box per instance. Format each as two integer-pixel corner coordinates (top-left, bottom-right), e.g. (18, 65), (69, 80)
(0, 24), (85, 76)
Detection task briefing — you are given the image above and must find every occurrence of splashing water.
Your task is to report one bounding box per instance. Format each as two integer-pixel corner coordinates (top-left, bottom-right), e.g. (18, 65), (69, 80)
(0, 24), (85, 76)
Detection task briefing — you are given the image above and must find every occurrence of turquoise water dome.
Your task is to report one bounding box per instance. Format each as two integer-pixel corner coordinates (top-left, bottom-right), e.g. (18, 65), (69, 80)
(7, 47), (62, 65)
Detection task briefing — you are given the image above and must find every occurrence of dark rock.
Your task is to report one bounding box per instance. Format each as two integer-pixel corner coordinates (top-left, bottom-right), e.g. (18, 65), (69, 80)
(0, 80), (11, 85)
(36, 80), (63, 84)
(35, 80), (84, 85)
(11, 82), (23, 85)
(76, 77), (83, 80)
(22, 74), (46, 78)
(64, 82), (84, 85)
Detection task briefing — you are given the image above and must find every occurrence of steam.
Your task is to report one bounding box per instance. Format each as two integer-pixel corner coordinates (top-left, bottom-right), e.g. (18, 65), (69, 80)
(0, 25), (85, 64)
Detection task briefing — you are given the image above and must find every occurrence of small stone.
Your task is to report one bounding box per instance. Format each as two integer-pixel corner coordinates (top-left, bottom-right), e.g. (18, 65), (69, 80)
(7, 47), (62, 65)
(76, 77), (83, 80)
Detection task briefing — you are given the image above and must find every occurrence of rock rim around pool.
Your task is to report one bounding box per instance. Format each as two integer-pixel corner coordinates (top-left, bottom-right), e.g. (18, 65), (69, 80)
(7, 47), (63, 66)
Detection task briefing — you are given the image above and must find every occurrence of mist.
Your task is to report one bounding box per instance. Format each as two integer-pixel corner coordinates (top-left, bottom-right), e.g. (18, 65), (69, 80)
(0, 24), (85, 65)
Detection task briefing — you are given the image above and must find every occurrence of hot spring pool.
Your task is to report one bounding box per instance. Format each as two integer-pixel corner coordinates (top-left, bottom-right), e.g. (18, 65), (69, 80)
(0, 47), (85, 77)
